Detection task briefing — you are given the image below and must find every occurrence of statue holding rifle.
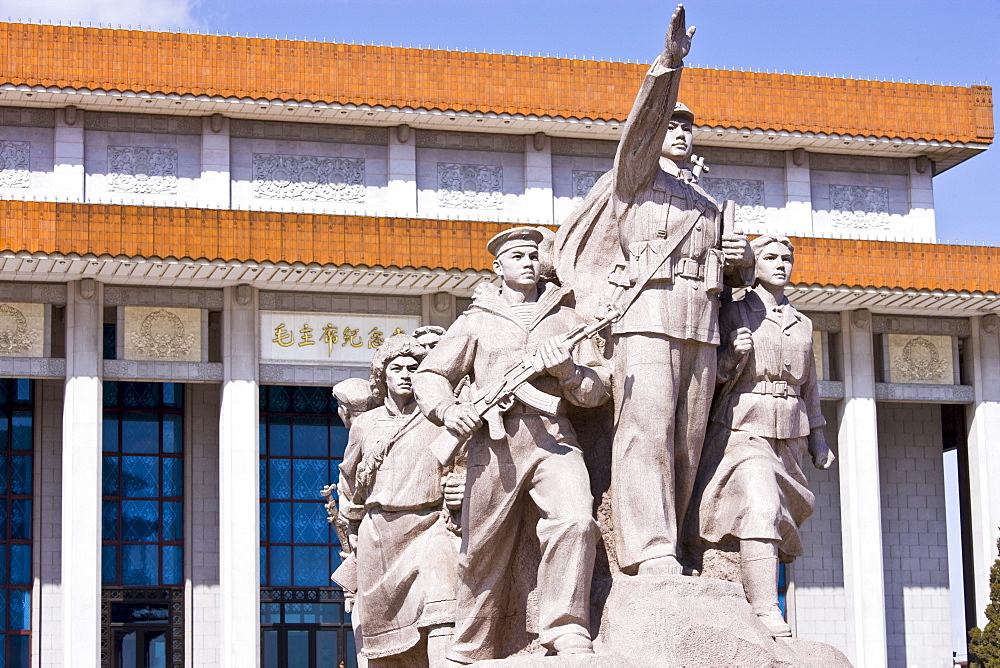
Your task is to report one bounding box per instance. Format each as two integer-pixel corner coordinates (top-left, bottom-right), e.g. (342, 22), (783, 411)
(414, 226), (613, 664)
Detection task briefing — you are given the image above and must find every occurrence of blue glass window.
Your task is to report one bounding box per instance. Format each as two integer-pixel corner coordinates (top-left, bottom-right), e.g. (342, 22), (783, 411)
(0, 379), (33, 657)
(102, 382), (184, 586)
(259, 385), (347, 588)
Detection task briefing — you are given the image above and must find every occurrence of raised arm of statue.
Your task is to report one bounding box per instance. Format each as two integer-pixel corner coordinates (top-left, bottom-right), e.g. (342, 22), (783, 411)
(613, 4), (695, 204)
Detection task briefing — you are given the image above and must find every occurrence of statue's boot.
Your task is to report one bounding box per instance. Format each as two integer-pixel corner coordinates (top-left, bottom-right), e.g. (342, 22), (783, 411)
(740, 539), (792, 638)
(426, 624), (455, 668)
(552, 632), (596, 656)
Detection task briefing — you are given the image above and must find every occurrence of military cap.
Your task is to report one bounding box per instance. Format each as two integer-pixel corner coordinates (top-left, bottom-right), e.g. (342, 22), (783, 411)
(672, 102), (695, 123)
(487, 226), (544, 257)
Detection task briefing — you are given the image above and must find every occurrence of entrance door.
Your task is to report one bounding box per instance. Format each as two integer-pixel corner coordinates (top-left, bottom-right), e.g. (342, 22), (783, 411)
(107, 601), (173, 668)
(112, 628), (169, 668)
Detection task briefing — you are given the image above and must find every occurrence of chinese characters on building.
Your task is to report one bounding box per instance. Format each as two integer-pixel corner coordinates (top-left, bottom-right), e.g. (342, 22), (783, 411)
(259, 311), (420, 364)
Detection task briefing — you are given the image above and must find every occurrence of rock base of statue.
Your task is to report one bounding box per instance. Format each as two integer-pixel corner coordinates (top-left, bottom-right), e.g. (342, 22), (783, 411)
(473, 574), (851, 667)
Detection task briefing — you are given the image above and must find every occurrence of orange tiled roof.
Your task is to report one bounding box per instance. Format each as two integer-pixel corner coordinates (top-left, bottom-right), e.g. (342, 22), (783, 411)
(0, 23), (992, 144)
(2, 201), (999, 293)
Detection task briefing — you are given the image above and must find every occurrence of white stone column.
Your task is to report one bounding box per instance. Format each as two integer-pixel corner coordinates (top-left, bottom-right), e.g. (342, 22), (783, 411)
(53, 107), (85, 202)
(524, 133), (554, 225)
(61, 279), (103, 668)
(219, 284), (260, 668)
(784, 148), (812, 235)
(908, 157), (936, 242)
(386, 125), (417, 216)
(836, 309), (888, 667)
(966, 314), (1000, 629)
(201, 115), (231, 208)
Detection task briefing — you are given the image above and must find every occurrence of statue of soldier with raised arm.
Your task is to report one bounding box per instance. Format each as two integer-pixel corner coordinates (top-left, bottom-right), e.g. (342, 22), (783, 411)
(556, 4), (754, 576)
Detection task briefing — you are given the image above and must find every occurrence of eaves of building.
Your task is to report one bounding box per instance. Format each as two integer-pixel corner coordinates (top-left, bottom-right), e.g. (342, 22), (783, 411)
(1, 201), (998, 314)
(0, 23), (991, 172)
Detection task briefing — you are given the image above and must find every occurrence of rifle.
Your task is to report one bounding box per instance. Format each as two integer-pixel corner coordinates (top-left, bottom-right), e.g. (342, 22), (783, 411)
(429, 311), (618, 465)
(320, 484), (358, 595)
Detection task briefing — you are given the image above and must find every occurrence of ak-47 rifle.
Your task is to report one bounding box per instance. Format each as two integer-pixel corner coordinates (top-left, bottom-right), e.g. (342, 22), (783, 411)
(429, 311), (619, 465)
(320, 484), (358, 597)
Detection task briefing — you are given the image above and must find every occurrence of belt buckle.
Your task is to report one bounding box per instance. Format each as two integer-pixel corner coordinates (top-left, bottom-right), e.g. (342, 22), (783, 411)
(771, 380), (788, 398)
(676, 258), (700, 279)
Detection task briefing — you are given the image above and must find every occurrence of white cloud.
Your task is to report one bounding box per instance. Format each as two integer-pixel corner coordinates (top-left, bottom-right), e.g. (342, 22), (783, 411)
(0, 0), (202, 30)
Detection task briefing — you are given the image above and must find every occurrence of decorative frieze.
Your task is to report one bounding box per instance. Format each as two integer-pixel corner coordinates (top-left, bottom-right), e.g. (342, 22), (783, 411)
(417, 130), (524, 154)
(107, 146), (179, 195)
(550, 137), (618, 159)
(0, 357), (65, 378)
(0, 302), (43, 357)
(103, 359), (222, 382)
(696, 146), (785, 168)
(104, 287), (223, 309)
(887, 333), (954, 384)
(817, 380), (845, 400)
(701, 177), (765, 227)
(0, 141), (29, 189)
(123, 307), (201, 362)
(437, 163), (503, 209)
(874, 382), (973, 403)
(810, 153), (909, 176)
(872, 315), (970, 338)
(829, 185), (890, 229)
(85, 112), (202, 135)
(258, 292), (422, 316)
(0, 107), (55, 128)
(802, 311), (842, 333)
(252, 154), (365, 202)
(571, 170), (605, 200)
(230, 119), (388, 145)
(260, 311), (421, 365)
(259, 364), (364, 387)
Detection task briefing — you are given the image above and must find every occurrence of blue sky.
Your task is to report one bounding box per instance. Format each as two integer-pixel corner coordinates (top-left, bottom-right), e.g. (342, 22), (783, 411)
(2, 0), (998, 244)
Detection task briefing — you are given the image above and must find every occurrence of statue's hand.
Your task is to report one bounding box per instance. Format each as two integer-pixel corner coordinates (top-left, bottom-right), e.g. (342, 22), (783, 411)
(443, 402), (481, 439)
(808, 431), (836, 470)
(663, 4), (696, 68)
(732, 327), (753, 357)
(722, 232), (753, 269)
(443, 472), (466, 511)
(539, 335), (576, 381)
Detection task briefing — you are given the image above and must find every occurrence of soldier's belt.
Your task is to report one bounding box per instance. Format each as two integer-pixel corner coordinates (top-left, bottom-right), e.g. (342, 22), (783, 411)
(741, 380), (800, 398)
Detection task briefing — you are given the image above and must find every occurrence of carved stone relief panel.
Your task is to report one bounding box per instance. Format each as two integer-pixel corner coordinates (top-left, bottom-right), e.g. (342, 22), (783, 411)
(829, 185), (890, 230)
(0, 302), (44, 357)
(252, 154), (366, 202)
(107, 147), (179, 194)
(571, 170), (605, 200)
(0, 107), (56, 128)
(437, 163), (503, 210)
(701, 177), (765, 227)
(123, 307), (201, 362)
(887, 333), (954, 385)
(0, 141), (30, 189)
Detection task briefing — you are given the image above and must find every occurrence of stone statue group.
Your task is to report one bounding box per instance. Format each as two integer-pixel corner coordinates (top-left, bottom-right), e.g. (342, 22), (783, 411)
(325, 6), (839, 666)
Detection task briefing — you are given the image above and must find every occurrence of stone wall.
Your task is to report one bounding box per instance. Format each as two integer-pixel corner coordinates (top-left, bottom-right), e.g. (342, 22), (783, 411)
(877, 402), (951, 668)
(187, 383), (221, 666)
(36, 379), (63, 668)
(792, 401), (848, 654)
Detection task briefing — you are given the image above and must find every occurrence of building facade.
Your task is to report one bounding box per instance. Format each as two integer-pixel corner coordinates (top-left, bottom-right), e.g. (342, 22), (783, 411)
(0, 22), (996, 668)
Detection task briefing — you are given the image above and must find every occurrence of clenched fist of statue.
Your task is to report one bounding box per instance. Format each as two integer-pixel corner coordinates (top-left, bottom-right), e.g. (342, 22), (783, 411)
(732, 326), (753, 356)
(808, 431), (836, 470)
(538, 335), (576, 381)
(443, 402), (481, 439)
(443, 472), (466, 511)
(722, 232), (753, 269)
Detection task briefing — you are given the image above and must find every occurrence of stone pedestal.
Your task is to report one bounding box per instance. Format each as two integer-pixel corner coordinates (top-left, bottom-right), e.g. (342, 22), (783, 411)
(474, 575), (851, 667)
